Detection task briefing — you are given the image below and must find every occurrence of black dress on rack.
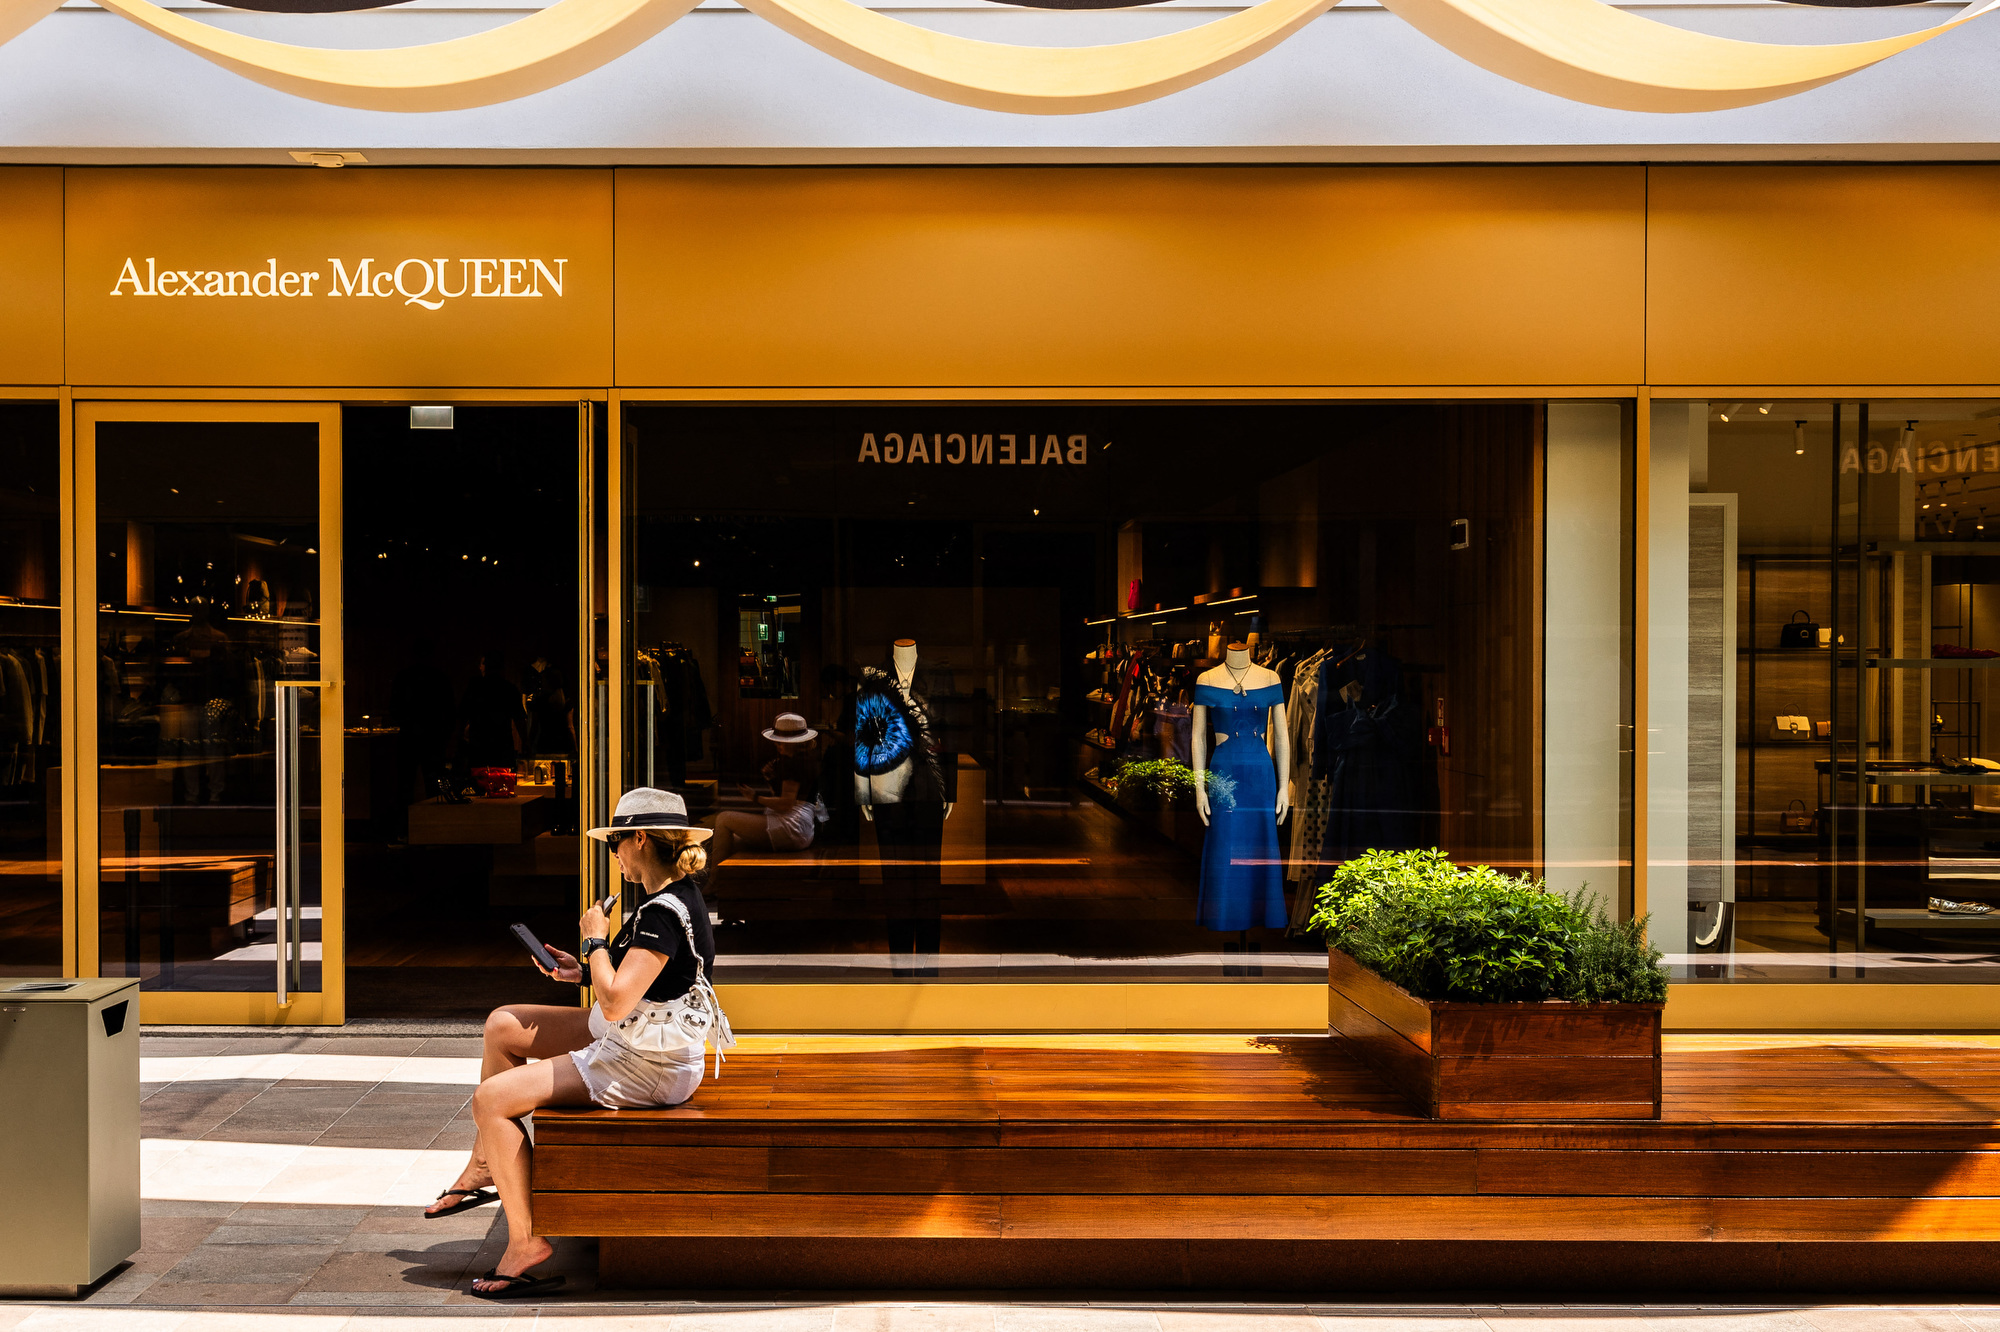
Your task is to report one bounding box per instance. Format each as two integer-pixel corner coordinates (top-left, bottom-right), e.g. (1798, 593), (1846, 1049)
(1314, 648), (1425, 867)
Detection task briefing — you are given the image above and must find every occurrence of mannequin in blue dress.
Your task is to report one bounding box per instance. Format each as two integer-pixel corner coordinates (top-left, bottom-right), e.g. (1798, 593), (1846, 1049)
(1192, 643), (1291, 937)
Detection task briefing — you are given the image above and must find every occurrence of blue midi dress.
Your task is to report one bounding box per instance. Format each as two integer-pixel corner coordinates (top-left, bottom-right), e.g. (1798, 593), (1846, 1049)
(1194, 682), (1288, 931)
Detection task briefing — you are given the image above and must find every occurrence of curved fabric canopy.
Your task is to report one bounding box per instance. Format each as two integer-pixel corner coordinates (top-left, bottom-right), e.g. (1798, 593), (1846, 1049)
(1381, 0), (2000, 112)
(0, 0), (1992, 115)
(79, 0), (701, 111)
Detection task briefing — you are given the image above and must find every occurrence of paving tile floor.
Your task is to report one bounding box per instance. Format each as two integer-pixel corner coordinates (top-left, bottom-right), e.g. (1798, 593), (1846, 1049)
(3, 1033), (1994, 1329)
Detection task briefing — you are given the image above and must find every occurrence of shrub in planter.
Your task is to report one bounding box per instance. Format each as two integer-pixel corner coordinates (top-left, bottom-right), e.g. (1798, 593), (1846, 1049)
(1310, 848), (1668, 1119)
(1308, 847), (1667, 1004)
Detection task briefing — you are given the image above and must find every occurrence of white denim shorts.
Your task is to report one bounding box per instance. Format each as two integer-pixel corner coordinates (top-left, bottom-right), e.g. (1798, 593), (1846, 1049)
(569, 1003), (705, 1109)
(764, 802), (817, 851)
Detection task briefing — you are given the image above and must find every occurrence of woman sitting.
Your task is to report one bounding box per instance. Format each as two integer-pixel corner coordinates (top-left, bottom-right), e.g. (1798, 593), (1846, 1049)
(419, 788), (731, 1299)
(708, 711), (822, 865)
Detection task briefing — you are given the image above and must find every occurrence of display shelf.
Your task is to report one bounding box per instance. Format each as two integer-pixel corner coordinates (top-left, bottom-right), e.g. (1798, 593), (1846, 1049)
(1864, 657), (2000, 669)
(1864, 541), (2000, 556)
(1739, 646), (1832, 657)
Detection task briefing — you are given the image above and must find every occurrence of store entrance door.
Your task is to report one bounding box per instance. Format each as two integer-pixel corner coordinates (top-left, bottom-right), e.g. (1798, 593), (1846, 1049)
(77, 403), (344, 1024)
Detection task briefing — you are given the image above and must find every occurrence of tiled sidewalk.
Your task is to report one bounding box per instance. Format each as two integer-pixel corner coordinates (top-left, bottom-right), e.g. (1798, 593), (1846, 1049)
(3, 1032), (1991, 1330)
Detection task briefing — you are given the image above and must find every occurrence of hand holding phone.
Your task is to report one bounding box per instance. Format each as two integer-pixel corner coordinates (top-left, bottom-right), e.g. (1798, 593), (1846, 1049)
(510, 922), (558, 973)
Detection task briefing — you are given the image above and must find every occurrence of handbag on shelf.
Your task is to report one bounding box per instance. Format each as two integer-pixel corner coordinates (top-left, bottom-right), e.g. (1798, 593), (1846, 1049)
(1780, 611), (1819, 648)
(1773, 714), (1811, 739)
(1781, 800), (1815, 833)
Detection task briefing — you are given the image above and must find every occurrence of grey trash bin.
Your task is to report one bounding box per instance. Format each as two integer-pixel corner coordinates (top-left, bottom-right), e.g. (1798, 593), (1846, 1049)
(0, 978), (142, 1297)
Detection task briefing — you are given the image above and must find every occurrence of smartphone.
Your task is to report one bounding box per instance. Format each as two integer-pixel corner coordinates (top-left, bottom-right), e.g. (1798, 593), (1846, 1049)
(510, 922), (559, 974)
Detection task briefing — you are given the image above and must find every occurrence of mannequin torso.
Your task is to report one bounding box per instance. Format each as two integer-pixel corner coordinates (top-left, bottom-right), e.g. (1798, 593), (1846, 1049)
(1191, 646), (1289, 823)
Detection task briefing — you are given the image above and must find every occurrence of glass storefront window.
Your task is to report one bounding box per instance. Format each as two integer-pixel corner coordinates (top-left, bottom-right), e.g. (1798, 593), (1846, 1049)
(0, 402), (61, 975)
(95, 421), (323, 992)
(1655, 399), (2000, 982)
(626, 402), (1544, 981)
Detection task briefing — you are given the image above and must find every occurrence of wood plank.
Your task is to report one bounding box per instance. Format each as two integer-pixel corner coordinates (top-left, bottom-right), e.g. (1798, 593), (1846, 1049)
(535, 1192), (1003, 1238)
(1327, 990), (1433, 1115)
(1437, 1055), (1658, 1103)
(534, 1145), (772, 1192)
(995, 1194), (1715, 1242)
(1476, 1149), (2000, 1199)
(1433, 1007), (1659, 1059)
(1328, 951), (1434, 1052)
(536, 1146), (1480, 1195)
(1710, 1197), (2000, 1243)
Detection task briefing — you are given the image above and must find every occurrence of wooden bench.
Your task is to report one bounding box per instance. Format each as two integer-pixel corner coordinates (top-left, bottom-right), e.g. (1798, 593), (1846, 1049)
(532, 1035), (2000, 1294)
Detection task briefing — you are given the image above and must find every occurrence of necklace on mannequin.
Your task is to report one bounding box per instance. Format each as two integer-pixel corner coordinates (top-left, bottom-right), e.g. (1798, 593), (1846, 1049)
(1225, 661), (1251, 695)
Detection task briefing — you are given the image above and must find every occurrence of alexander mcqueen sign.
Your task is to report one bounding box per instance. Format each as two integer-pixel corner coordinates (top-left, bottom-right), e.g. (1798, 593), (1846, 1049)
(108, 256), (568, 311)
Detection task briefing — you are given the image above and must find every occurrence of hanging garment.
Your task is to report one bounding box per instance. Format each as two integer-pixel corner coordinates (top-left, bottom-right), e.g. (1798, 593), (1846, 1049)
(1283, 648), (1332, 904)
(1314, 649), (1425, 869)
(845, 664), (954, 807)
(1194, 681), (1288, 932)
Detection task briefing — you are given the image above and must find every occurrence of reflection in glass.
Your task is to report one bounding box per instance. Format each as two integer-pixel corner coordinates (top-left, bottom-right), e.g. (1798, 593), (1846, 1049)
(1661, 399), (2000, 984)
(628, 404), (1544, 982)
(96, 422), (321, 993)
(0, 403), (61, 975)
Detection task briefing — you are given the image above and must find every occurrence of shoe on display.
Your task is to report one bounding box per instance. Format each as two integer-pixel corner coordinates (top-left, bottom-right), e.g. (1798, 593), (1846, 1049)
(1928, 896), (1995, 915)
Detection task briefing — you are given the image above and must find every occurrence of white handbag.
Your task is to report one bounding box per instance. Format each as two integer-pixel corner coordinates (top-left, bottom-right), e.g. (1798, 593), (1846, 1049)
(604, 891), (737, 1076)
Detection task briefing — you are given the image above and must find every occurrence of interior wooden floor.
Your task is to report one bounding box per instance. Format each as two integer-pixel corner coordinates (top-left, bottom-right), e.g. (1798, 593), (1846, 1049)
(535, 1034), (2000, 1294)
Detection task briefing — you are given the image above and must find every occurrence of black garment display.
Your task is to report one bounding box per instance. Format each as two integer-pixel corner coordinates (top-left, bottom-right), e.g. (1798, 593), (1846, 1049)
(1313, 648), (1425, 865)
(390, 649), (456, 809)
(638, 645), (716, 786)
(838, 657), (960, 977)
(522, 661), (571, 757)
(460, 664), (526, 770)
(873, 799), (946, 976)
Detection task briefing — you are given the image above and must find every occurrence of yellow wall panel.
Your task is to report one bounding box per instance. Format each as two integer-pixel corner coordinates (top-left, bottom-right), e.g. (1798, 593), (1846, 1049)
(1648, 165), (2000, 388)
(0, 167), (64, 385)
(614, 166), (1647, 389)
(65, 167), (613, 388)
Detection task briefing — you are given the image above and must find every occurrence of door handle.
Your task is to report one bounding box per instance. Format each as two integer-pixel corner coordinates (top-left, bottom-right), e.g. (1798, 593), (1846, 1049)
(273, 682), (321, 1007)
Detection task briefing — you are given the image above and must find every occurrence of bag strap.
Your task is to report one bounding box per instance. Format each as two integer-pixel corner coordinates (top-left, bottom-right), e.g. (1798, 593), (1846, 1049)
(631, 889), (736, 1074)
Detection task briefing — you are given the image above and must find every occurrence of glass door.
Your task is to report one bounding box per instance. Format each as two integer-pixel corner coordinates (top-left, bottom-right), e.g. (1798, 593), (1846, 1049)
(76, 403), (343, 1024)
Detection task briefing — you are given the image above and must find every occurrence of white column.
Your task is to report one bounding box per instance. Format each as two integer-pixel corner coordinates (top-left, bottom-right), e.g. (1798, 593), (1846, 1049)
(1544, 402), (1627, 914)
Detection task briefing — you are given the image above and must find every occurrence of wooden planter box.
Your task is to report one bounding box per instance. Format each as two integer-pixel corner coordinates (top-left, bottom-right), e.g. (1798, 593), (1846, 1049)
(1327, 948), (1662, 1120)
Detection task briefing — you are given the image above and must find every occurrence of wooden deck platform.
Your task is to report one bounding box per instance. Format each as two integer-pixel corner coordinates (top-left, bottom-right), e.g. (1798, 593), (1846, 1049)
(533, 1033), (2000, 1293)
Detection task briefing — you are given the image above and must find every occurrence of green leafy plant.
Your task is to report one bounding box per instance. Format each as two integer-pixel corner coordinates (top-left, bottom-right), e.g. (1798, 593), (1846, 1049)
(1111, 758), (1236, 811)
(1309, 848), (1666, 1005)
(1562, 888), (1669, 1004)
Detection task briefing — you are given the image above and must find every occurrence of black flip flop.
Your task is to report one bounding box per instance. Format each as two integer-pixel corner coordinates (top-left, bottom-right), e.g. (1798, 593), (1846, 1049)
(425, 1186), (498, 1218)
(470, 1269), (566, 1300)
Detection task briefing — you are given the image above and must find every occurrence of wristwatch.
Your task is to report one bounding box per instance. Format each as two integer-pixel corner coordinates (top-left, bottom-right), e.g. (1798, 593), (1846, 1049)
(580, 937), (609, 961)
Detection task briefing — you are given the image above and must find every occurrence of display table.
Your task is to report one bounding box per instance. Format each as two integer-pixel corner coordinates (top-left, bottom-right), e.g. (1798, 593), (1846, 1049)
(408, 793), (554, 845)
(1855, 907), (2000, 932)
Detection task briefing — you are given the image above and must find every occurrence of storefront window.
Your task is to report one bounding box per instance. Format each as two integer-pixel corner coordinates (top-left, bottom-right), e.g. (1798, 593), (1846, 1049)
(95, 421), (322, 992)
(626, 403), (1543, 980)
(1655, 399), (2000, 981)
(0, 402), (61, 975)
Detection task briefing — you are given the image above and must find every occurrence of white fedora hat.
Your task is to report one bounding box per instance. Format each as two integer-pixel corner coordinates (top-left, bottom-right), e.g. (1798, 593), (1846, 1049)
(586, 787), (713, 843)
(761, 712), (818, 744)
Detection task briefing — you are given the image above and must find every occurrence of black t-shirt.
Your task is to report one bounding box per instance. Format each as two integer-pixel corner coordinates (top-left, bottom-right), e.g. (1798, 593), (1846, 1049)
(608, 873), (717, 1002)
(766, 752), (821, 803)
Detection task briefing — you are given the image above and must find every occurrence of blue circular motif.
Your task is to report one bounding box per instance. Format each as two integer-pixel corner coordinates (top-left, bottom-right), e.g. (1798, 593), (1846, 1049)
(852, 690), (914, 776)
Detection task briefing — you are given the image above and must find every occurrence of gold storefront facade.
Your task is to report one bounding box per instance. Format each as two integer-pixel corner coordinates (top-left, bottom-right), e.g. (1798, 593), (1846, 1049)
(6, 161), (1999, 1029)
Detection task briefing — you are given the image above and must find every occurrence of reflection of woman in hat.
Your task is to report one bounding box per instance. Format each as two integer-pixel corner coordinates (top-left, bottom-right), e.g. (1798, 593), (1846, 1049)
(427, 788), (728, 1299)
(709, 712), (823, 867)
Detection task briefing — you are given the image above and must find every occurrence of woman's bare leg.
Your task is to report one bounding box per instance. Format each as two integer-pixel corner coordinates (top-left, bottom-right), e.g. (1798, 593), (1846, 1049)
(426, 1003), (593, 1217)
(709, 809), (771, 868)
(469, 1054), (592, 1292)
